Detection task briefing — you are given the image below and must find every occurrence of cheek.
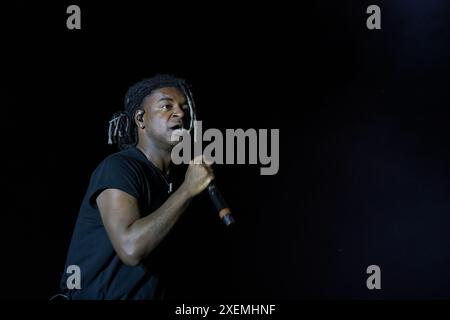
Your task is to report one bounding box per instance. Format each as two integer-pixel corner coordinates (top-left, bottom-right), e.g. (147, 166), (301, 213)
(149, 118), (169, 133)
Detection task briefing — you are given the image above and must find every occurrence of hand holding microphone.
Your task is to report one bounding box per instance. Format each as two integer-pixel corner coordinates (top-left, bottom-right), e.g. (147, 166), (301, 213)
(183, 155), (235, 226)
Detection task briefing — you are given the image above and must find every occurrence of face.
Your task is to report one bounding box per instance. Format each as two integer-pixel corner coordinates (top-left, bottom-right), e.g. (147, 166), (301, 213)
(136, 87), (189, 150)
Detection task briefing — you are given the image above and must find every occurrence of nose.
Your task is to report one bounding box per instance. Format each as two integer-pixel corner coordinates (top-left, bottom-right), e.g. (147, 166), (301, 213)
(173, 104), (185, 119)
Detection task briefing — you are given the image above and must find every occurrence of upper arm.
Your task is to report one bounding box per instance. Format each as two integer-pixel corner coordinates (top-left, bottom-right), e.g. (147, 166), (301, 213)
(96, 188), (141, 266)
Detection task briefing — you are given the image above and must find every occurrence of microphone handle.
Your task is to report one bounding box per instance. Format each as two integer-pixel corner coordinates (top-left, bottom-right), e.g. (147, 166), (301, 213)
(207, 183), (235, 226)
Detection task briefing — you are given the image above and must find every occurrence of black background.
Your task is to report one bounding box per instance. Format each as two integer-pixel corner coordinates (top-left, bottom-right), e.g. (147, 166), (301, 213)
(2, 0), (450, 300)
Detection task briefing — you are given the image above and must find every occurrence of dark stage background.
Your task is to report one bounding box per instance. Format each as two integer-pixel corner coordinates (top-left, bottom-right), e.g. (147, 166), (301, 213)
(2, 1), (450, 300)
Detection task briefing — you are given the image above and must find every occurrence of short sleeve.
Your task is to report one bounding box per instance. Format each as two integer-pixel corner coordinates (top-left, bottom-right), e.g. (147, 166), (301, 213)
(86, 154), (142, 207)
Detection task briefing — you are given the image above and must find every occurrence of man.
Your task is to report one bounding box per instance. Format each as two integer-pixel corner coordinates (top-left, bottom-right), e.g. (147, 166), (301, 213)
(60, 74), (214, 299)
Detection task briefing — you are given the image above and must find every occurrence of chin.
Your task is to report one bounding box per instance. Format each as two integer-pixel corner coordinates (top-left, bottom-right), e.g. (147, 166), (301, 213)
(169, 129), (186, 145)
(168, 136), (183, 147)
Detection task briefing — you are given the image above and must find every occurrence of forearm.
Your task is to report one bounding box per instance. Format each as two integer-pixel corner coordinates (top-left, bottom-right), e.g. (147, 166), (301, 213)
(124, 183), (192, 264)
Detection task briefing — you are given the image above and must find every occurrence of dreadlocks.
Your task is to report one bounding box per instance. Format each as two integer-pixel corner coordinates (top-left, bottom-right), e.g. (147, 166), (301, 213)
(108, 74), (197, 150)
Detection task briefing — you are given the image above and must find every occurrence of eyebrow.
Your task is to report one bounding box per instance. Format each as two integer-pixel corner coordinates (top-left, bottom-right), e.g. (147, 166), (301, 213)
(157, 97), (174, 102)
(157, 96), (187, 104)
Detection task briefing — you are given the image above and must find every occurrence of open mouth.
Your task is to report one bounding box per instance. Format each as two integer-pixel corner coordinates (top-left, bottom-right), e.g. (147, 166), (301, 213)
(169, 124), (187, 142)
(170, 124), (184, 130)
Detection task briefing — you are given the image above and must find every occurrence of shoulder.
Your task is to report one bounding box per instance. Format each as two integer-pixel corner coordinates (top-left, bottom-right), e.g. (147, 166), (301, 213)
(88, 148), (149, 186)
(85, 148), (147, 203)
(98, 147), (144, 172)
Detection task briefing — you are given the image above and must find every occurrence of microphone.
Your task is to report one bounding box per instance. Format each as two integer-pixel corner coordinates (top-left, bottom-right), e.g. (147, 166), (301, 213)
(207, 183), (235, 226)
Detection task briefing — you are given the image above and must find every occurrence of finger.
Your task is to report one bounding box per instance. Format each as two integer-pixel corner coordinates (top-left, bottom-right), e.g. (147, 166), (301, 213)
(204, 164), (214, 175)
(203, 155), (215, 167)
(190, 154), (204, 165)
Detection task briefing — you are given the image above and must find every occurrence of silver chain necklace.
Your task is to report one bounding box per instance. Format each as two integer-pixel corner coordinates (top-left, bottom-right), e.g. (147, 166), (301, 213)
(136, 146), (173, 194)
(158, 171), (173, 194)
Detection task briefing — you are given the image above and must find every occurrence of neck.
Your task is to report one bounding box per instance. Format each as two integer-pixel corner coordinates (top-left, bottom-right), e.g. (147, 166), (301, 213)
(136, 142), (172, 174)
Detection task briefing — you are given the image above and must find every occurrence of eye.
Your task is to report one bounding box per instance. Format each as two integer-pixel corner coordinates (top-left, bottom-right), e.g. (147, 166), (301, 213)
(161, 104), (172, 110)
(181, 104), (189, 110)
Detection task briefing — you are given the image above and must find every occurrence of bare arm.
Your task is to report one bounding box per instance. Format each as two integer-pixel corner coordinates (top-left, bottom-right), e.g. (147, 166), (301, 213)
(96, 158), (213, 266)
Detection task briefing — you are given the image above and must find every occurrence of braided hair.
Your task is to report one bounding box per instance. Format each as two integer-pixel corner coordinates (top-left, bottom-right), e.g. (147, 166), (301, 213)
(108, 74), (197, 150)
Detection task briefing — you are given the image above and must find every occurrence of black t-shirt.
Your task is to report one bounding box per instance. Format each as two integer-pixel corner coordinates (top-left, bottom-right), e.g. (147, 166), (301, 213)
(60, 146), (173, 300)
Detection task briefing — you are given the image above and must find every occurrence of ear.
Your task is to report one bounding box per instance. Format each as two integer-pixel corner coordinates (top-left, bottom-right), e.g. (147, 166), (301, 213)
(135, 110), (145, 128)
